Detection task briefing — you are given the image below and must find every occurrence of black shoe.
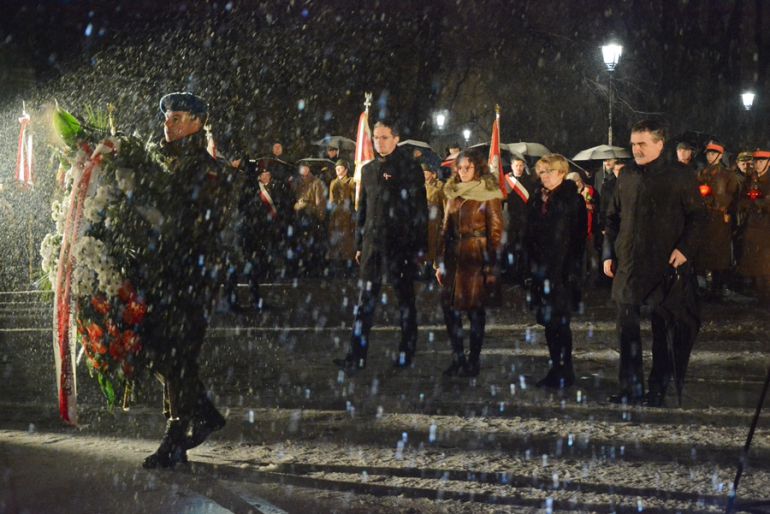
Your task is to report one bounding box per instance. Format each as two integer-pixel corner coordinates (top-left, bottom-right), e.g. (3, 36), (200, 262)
(392, 352), (413, 369)
(642, 391), (666, 408)
(443, 357), (466, 377)
(458, 360), (480, 377)
(185, 404), (226, 450)
(333, 355), (365, 372)
(536, 368), (561, 388)
(143, 420), (188, 469)
(607, 393), (642, 405)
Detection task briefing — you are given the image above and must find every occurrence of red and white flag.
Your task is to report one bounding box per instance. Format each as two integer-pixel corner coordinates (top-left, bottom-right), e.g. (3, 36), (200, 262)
(353, 103), (374, 210)
(488, 108), (506, 199)
(15, 111), (34, 186)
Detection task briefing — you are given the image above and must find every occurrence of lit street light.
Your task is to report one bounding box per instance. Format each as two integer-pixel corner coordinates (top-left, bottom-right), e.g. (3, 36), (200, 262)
(462, 128), (471, 145)
(601, 42), (623, 146)
(433, 110), (448, 130)
(742, 91), (756, 111)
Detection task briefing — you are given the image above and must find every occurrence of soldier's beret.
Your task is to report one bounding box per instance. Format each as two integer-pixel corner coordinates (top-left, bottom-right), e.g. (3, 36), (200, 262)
(159, 92), (208, 117)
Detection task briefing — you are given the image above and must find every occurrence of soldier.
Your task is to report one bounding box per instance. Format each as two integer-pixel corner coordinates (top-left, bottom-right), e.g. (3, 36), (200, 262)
(140, 92), (235, 468)
(327, 159), (357, 276)
(737, 150), (770, 302)
(423, 163), (445, 273)
(292, 163), (327, 275)
(695, 143), (739, 299)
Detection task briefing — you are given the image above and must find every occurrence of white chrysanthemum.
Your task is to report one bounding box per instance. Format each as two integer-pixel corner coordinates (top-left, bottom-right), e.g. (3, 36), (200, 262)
(70, 265), (96, 297)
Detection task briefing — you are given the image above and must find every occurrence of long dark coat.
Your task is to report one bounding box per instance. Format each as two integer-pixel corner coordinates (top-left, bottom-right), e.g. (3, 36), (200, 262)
(695, 164), (739, 271)
(737, 171), (770, 277)
(356, 146), (428, 281)
(525, 180), (587, 321)
(439, 179), (504, 311)
(603, 155), (706, 305)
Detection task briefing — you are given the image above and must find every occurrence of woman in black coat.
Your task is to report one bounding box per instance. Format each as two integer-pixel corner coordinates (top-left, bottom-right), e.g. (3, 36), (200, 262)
(525, 154), (588, 388)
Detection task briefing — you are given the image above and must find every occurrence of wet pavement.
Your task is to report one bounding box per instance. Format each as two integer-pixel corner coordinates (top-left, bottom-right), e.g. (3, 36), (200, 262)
(1, 280), (770, 513)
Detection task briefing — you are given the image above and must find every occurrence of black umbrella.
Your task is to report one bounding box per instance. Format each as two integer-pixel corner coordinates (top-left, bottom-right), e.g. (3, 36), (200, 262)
(398, 140), (442, 168)
(657, 264), (701, 406)
(251, 156), (293, 181)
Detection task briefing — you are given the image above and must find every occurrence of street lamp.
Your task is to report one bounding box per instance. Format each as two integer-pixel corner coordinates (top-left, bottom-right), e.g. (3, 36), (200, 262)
(741, 91), (756, 111)
(601, 42), (623, 145)
(433, 110), (448, 130)
(462, 128), (471, 145)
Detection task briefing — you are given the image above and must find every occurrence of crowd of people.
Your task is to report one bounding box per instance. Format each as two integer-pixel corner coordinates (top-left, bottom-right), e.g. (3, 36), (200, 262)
(112, 91), (770, 469)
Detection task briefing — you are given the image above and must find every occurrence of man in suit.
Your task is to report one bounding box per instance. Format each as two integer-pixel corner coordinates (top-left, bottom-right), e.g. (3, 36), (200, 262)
(333, 120), (428, 371)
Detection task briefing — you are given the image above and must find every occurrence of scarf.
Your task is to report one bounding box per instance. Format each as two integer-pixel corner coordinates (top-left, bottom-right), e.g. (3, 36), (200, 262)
(443, 178), (503, 202)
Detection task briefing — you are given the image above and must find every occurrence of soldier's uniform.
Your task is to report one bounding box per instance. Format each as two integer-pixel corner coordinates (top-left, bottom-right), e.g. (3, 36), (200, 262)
(140, 93), (237, 468)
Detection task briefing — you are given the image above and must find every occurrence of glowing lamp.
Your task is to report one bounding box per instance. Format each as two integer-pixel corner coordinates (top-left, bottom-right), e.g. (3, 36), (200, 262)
(699, 184), (713, 197)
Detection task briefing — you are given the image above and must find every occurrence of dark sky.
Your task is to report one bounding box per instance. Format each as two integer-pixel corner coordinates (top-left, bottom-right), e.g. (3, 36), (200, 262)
(1, 0), (768, 157)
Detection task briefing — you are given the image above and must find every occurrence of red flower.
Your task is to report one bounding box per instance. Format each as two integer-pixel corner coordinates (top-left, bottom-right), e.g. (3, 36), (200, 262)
(122, 300), (147, 325)
(90, 295), (111, 315)
(122, 329), (142, 354)
(105, 320), (119, 338)
(86, 323), (105, 352)
(118, 281), (136, 304)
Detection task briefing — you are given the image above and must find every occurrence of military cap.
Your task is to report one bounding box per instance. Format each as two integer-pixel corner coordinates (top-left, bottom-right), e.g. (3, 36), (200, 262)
(159, 92), (208, 117)
(327, 143), (340, 150)
(737, 151), (753, 162)
(676, 141), (694, 151)
(335, 159), (349, 169)
(753, 150), (770, 159)
(705, 143), (725, 154)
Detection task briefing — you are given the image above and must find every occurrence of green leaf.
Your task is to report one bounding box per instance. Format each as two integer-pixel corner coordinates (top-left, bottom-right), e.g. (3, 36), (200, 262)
(96, 372), (116, 409)
(52, 106), (84, 148)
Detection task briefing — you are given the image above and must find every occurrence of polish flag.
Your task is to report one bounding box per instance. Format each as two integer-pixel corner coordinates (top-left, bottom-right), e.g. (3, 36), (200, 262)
(15, 112), (34, 186)
(353, 110), (374, 210)
(488, 110), (506, 199)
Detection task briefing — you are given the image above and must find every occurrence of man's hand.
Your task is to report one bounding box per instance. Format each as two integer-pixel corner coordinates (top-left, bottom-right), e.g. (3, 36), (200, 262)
(355, 251), (362, 265)
(669, 248), (688, 268)
(603, 259), (616, 278)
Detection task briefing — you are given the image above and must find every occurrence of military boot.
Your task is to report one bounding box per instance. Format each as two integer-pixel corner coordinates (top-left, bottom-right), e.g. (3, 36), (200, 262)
(143, 419), (188, 469)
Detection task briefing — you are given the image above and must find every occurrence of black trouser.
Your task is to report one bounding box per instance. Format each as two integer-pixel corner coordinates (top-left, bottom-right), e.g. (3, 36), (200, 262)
(143, 302), (210, 423)
(616, 303), (671, 399)
(544, 314), (573, 370)
(349, 253), (417, 363)
(442, 306), (485, 363)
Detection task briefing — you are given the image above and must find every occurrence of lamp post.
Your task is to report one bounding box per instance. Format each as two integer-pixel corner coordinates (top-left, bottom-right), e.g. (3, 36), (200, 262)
(601, 42), (623, 146)
(462, 128), (471, 145)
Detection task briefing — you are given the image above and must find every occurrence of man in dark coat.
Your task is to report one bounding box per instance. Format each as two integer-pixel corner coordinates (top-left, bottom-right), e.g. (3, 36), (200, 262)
(140, 92), (235, 468)
(503, 157), (537, 282)
(603, 119), (706, 406)
(333, 120), (428, 371)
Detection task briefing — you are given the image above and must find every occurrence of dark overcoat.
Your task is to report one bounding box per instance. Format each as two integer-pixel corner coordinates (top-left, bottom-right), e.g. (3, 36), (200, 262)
(737, 171), (770, 277)
(525, 180), (587, 321)
(356, 146), (428, 281)
(603, 155), (706, 305)
(695, 164), (739, 271)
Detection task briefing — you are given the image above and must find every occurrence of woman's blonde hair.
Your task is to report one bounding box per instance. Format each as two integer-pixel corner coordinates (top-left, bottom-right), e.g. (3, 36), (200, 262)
(537, 153), (570, 176)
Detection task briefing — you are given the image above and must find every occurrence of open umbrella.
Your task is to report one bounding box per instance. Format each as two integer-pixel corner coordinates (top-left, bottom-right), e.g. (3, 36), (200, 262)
(312, 135), (356, 151)
(251, 156), (293, 181)
(398, 139), (442, 168)
(572, 145), (631, 161)
(505, 142), (551, 157)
